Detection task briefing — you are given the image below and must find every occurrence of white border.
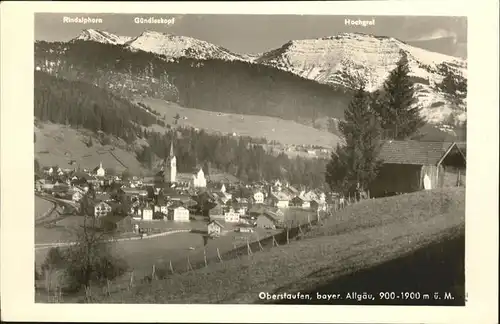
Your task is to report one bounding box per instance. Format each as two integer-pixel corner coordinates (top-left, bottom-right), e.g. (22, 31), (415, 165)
(1, 1), (498, 323)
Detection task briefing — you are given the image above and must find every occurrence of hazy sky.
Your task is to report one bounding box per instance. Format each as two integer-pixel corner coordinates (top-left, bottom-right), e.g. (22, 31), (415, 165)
(35, 13), (467, 58)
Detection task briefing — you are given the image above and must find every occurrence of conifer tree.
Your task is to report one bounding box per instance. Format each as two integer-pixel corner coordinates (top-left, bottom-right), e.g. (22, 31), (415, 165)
(374, 51), (426, 140)
(325, 83), (383, 195)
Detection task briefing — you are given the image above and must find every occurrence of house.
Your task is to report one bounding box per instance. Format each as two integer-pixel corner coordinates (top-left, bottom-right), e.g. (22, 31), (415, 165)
(72, 191), (83, 202)
(310, 199), (327, 212)
(288, 185), (299, 194)
(208, 220), (224, 237)
(234, 204), (248, 216)
(253, 190), (264, 204)
(269, 192), (290, 209)
(192, 168), (207, 188)
(237, 223), (254, 233)
(141, 206), (154, 221)
(303, 190), (320, 202)
(369, 141), (467, 198)
(93, 162), (106, 177)
(72, 171), (92, 182)
(264, 210), (285, 228)
(48, 166), (63, 176)
(224, 210), (240, 223)
(290, 196), (310, 209)
(95, 193), (111, 203)
(143, 176), (156, 186)
(255, 213), (278, 229)
(94, 201), (112, 218)
(122, 188), (148, 199)
(155, 196), (169, 215)
(170, 206), (190, 222)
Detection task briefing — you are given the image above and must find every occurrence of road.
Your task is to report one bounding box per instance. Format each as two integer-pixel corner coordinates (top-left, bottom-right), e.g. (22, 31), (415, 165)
(34, 229), (191, 250)
(35, 194), (79, 226)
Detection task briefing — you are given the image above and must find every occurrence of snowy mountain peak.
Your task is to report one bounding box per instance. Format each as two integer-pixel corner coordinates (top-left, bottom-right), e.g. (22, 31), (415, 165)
(73, 29), (132, 45)
(125, 31), (247, 62)
(257, 32), (467, 124)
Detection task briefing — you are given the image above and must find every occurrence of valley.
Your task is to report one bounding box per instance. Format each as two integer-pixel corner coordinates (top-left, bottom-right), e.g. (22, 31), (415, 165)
(31, 23), (468, 309)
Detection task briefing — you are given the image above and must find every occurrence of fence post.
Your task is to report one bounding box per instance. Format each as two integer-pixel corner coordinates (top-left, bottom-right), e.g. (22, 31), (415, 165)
(204, 249), (208, 267)
(217, 247), (223, 263)
(246, 239), (253, 256)
(272, 235), (279, 247)
(256, 233), (264, 251)
(233, 243), (240, 260)
(107, 279), (111, 297)
(44, 269), (50, 296)
(152, 264), (156, 281)
(128, 271), (134, 290)
(169, 260), (174, 275)
(286, 227), (290, 245)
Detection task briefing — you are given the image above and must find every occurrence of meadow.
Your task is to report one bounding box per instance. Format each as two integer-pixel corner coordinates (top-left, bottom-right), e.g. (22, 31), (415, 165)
(35, 122), (147, 175)
(138, 98), (340, 149)
(35, 195), (55, 219)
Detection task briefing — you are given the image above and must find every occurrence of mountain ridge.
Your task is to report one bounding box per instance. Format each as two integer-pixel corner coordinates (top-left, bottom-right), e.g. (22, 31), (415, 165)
(66, 29), (467, 125)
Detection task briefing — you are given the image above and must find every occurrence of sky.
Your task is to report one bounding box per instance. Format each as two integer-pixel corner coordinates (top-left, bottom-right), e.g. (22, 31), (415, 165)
(35, 14), (467, 58)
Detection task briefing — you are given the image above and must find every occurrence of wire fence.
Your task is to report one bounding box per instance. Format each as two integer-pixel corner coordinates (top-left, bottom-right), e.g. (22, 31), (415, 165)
(38, 196), (365, 302)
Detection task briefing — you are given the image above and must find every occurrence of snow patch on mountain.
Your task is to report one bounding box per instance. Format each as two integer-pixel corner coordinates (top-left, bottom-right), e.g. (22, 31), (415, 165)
(257, 33), (467, 124)
(73, 29), (132, 45)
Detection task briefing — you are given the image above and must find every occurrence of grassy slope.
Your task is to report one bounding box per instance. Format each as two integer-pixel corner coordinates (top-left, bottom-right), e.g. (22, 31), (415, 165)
(35, 196), (55, 219)
(138, 98), (340, 149)
(35, 122), (148, 175)
(88, 187), (465, 303)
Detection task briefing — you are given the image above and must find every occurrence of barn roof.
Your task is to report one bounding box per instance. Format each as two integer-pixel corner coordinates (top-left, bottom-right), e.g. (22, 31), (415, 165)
(379, 141), (463, 166)
(208, 220), (224, 228)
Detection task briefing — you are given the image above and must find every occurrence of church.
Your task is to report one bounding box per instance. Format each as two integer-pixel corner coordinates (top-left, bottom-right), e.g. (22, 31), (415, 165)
(155, 141), (177, 185)
(192, 168), (207, 188)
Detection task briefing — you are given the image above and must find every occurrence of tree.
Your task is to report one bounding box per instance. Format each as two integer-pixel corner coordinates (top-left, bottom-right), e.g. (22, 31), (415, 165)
(435, 64), (467, 109)
(373, 52), (426, 140)
(34, 158), (41, 174)
(325, 83), (383, 195)
(63, 217), (128, 292)
(121, 169), (131, 182)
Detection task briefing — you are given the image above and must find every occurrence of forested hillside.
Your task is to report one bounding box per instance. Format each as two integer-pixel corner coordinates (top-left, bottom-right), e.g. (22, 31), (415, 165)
(140, 128), (329, 188)
(35, 40), (351, 123)
(34, 71), (158, 144)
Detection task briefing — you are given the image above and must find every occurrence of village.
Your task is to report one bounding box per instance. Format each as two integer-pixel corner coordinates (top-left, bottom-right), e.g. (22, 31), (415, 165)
(35, 141), (331, 241)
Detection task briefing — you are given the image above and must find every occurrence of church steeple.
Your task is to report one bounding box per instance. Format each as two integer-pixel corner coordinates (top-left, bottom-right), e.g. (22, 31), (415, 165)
(164, 135), (177, 184)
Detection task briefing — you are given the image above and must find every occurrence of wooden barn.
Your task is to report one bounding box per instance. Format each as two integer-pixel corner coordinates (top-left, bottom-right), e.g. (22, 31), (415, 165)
(369, 141), (466, 198)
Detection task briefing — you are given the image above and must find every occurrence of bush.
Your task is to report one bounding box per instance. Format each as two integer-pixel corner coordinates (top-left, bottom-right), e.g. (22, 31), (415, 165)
(41, 247), (66, 272)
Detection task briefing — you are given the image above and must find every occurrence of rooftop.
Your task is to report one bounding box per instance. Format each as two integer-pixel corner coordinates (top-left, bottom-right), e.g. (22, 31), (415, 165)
(378, 141), (464, 165)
